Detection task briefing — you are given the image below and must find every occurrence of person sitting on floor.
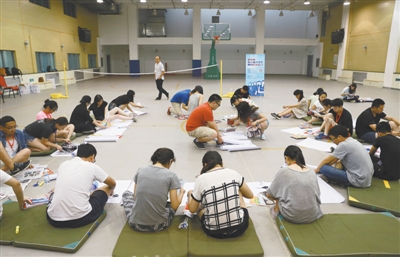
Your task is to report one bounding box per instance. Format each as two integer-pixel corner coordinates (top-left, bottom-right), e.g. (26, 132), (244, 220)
(267, 145), (323, 223)
(46, 143), (116, 228)
(369, 122), (400, 181)
(23, 117), (70, 152)
(187, 86), (204, 116)
(271, 89), (308, 120)
(187, 151), (253, 239)
(36, 99), (75, 141)
(89, 94), (137, 123)
(314, 98), (353, 140)
(0, 141), (31, 175)
(232, 85), (251, 100)
(315, 125), (373, 188)
(230, 95), (258, 108)
(341, 83), (362, 102)
(109, 90), (144, 115)
(307, 87), (324, 109)
(167, 87), (193, 120)
(306, 98), (331, 125)
(356, 98), (400, 143)
(0, 116), (31, 174)
(186, 94), (224, 149)
(232, 102), (269, 140)
(1, 169), (32, 217)
(121, 148), (185, 232)
(70, 95), (107, 134)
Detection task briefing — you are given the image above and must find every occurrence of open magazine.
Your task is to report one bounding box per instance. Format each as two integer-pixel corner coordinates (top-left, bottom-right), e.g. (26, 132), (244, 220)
(24, 195), (49, 209)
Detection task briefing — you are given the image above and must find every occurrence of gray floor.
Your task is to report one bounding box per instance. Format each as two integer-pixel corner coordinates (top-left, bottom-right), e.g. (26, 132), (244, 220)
(1, 74), (399, 256)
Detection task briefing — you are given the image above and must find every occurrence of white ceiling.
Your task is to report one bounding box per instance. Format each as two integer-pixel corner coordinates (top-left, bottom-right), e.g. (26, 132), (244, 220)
(127, 0), (345, 11)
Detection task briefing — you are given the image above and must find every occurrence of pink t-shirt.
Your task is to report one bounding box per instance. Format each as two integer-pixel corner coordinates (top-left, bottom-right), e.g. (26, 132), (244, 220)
(36, 111), (52, 120)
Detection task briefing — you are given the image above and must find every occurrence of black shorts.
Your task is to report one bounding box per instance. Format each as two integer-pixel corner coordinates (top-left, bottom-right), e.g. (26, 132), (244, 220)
(46, 190), (108, 228)
(108, 102), (117, 111)
(200, 208), (249, 239)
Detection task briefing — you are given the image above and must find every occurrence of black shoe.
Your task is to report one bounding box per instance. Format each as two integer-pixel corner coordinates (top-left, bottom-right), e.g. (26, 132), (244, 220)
(155, 97), (161, 100)
(271, 113), (281, 120)
(11, 160), (31, 176)
(193, 139), (205, 150)
(82, 130), (95, 134)
(166, 93), (169, 100)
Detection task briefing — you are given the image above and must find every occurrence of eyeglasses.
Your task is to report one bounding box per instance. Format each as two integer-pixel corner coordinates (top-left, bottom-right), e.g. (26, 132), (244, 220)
(3, 125), (18, 130)
(216, 102), (221, 107)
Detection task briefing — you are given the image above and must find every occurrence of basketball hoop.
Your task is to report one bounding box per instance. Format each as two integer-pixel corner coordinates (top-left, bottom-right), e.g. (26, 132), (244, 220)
(213, 35), (220, 44)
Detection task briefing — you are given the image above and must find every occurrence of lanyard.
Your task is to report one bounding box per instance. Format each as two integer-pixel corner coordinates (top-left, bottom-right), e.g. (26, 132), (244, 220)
(335, 113), (342, 123)
(6, 136), (15, 150)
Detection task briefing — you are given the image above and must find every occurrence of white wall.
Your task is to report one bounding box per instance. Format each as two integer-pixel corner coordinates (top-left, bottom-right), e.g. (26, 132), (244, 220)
(165, 9), (193, 37)
(102, 45), (130, 73)
(98, 4), (129, 45)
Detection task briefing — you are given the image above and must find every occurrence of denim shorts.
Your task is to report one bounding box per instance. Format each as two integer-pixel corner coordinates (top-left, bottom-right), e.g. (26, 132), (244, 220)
(23, 130), (37, 145)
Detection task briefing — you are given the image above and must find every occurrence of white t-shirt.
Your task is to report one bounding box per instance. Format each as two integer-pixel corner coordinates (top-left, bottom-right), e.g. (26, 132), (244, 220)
(154, 62), (165, 80)
(5, 138), (19, 157)
(308, 95), (319, 108)
(0, 171), (12, 219)
(192, 168), (244, 231)
(312, 100), (324, 112)
(47, 157), (109, 221)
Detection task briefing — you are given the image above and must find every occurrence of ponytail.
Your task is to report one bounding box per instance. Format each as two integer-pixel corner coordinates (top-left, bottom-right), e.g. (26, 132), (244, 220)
(200, 151), (223, 174)
(150, 148), (175, 166)
(284, 145), (306, 169)
(43, 99), (58, 111)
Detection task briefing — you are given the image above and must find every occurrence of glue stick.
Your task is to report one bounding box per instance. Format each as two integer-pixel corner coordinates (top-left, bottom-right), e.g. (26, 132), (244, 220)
(15, 226), (19, 234)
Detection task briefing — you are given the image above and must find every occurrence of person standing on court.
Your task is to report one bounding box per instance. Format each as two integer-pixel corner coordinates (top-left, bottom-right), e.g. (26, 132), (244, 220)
(154, 56), (169, 100)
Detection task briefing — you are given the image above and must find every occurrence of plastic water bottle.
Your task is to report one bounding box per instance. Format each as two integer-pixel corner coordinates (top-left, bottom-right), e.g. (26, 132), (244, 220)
(44, 173), (50, 184)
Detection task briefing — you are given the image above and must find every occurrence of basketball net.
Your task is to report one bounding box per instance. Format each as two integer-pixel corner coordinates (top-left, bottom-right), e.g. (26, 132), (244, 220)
(213, 35), (220, 44)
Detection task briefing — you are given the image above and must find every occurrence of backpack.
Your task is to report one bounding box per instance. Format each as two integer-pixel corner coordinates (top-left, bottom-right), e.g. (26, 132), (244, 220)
(11, 67), (23, 79)
(5, 67), (12, 76)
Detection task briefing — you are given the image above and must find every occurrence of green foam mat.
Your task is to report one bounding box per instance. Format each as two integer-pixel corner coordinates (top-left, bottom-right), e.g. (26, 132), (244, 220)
(301, 116), (322, 125)
(0, 202), (106, 253)
(277, 213), (400, 257)
(348, 178), (400, 216)
(112, 216), (188, 257)
(188, 217), (264, 257)
(29, 133), (81, 157)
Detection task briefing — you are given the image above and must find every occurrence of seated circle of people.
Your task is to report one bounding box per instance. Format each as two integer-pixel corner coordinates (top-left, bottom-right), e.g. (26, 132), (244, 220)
(46, 143), (116, 228)
(121, 148), (185, 232)
(314, 98), (353, 140)
(187, 151), (253, 238)
(36, 99), (75, 141)
(315, 125), (373, 188)
(356, 98), (400, 143)
(89, 94), (137, 122)
(109, 90), (144, 114)
(186, 94), (224, 149)
(0, 116), (32, 174)
(308, 91), (328, 114)
(70, 95), (108, 134)
(232, 102), (269, 140)
(167, 86), (204, 119)
(23, 117), (70, 152)
(271, 89), (308, 120)
(369, 122), (400, 181)
(267, 145), (323, 223)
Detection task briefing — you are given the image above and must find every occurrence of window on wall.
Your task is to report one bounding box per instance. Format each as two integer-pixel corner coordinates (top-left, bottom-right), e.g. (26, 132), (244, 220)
(29, 0), (50, 9)
(68, 54), (80, 70)
(321, 11), (328, 37)
(88, 54), (97, 68)
(63, 0), (76, 18)
(0, 50), (16, 69)
(35, 52), (55, 73)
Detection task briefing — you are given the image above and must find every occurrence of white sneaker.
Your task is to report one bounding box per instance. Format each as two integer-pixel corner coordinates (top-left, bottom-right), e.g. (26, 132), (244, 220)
(260, 134), (266, 140)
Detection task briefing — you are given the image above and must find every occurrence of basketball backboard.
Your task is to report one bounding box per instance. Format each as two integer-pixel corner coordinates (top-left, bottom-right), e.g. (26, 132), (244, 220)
(202, 23), (231, 41)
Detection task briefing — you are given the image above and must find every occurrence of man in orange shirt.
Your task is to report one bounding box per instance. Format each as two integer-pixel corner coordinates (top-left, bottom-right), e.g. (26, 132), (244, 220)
(186, 94), (223, 149)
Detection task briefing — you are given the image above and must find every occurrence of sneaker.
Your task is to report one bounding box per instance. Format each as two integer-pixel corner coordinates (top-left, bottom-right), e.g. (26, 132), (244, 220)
(315, 133), (329, 140)
(193, 139), (205, 150)
(132, 117), (137, 122)
(271, 113), (281, 120)
(155, 97), (161, 100)
(270, 206), (279, 220)
(167, 107), (171, 115)
(319, 175), (330, 183)
(260, 134), (266, 140)
(72, 132), (76, 137)
(10, 160), (32, 176)
(82, 130), (95, 134)
(282, 114), (292, 118)
(178, 115), (187, 120)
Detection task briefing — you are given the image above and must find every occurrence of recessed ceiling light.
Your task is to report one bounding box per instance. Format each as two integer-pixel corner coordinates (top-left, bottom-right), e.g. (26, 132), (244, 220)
(263, 0), (270, 4)
(140, 0), (146, 2)
(343, 0), (350, 5)
(182, 0), (188, 2)
(97, 0), (103, 3)
(304, 0), (310, 5)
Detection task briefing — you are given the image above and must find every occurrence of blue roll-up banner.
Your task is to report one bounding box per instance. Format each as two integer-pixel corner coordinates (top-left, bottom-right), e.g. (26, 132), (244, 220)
(245, 54), (265, 97)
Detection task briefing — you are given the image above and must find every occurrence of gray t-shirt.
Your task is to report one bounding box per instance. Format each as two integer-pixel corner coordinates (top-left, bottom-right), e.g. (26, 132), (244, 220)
(267, 167), (323, 224)
(130, 165), (180, 225)
(332, 137), (373, 187)
(188, 93), (201, 115)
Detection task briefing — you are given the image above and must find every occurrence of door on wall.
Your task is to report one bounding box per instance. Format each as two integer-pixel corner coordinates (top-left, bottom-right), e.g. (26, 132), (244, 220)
(307, 55), (313, 77)
(106, 55), (111, 73)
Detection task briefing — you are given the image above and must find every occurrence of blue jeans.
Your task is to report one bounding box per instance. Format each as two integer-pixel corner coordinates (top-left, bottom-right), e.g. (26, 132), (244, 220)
(320, 165), (352, 187)
(360, 132), (376, 144)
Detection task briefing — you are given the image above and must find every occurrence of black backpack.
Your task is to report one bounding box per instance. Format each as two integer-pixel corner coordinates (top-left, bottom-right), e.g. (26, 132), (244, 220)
(5, 67), (12, 76)
(11, 67), (22, 80)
